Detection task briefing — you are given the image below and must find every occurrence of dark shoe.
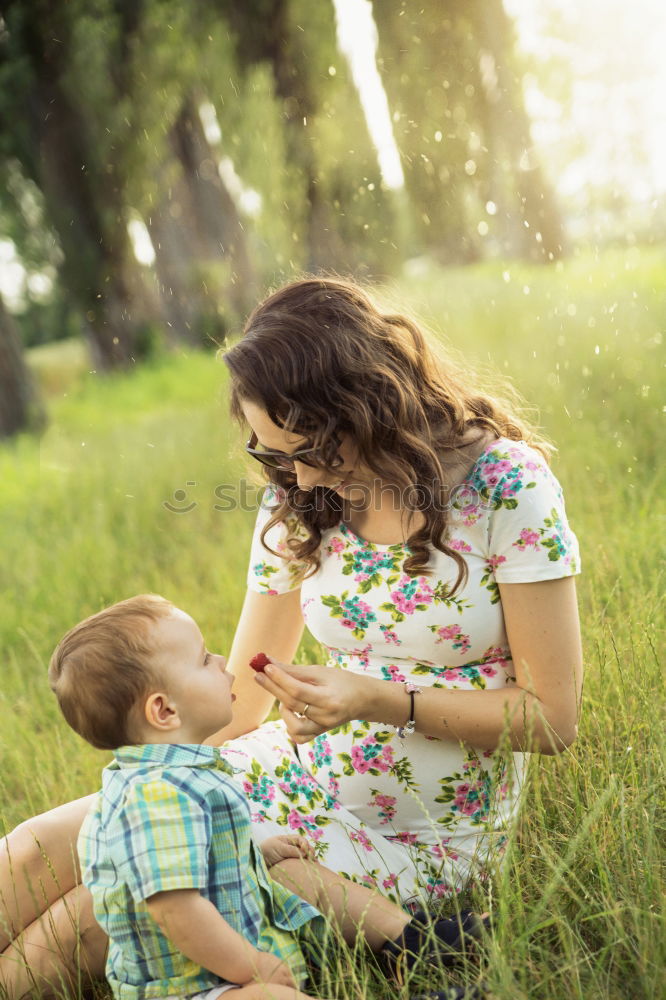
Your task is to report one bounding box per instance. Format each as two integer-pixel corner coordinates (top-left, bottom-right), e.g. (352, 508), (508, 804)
(381, 909), (489, 979)
(411, 985), (485, 1000)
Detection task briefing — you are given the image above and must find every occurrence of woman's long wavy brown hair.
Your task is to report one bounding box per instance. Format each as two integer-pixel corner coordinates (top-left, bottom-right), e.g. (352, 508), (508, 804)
(223, 277), (553, 597)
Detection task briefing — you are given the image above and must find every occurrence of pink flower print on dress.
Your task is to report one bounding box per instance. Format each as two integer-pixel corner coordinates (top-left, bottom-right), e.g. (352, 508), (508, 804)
(431, 881), (455, 898)
(350, 736), (395, 774)
(356, 644), (372, 671)
(308, 736), (333, 769)
(442, 668), (463, 682)
(382, 574), (434, 621)
(452, 778), (490, 819)
(301, 597), (315, 620)
(432, 839), (460, 862)
(448, 537), (472, 553)
(243, 776), (276, 808)
(287, 810), (305, 830)
(482, 646), (511, 670)
(460, 505), (482, 527)
(380, 625), (401, 646)
(430, 623), (472, 655)
(369, 791), (397, 825)
(350, 828), (374, 852)
(486, 554), (507, 572)
(513, 527), (540, 551)
(383, 874), (398, 890)
(322, 593), (377, 638)
(393, 831), (419, 845)
(381, 663), (407, 683)
(329, 536), (346, 554)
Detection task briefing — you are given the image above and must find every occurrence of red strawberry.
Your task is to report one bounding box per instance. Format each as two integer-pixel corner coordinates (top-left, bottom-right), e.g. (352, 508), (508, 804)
(250, 652), (270, 673)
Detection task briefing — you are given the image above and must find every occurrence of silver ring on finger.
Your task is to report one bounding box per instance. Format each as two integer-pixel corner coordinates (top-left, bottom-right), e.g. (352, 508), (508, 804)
(294, 703), (310, 720)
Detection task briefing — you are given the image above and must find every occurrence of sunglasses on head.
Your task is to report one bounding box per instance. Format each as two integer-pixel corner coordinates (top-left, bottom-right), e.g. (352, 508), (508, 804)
(245, 431), (342, 472)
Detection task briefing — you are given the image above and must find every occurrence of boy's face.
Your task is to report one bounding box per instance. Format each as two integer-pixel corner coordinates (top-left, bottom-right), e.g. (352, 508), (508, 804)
(150, 608), (234, 742)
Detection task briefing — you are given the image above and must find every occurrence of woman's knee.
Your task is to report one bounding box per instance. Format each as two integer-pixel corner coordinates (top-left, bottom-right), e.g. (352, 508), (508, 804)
(4, 795), (94, 878)
(0, 795), (95, 948)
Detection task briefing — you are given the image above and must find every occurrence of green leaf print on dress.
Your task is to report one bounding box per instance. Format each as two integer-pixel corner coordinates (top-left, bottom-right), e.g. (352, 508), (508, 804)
(321, 591), (377, 640)
(479, 557), (506, 604)
(338, 729), (396, 777)
(250, 562), (279, 595)
(434, 751), (509, 829)
(541, 508), (577, 564)
(340, 545), (401, 593)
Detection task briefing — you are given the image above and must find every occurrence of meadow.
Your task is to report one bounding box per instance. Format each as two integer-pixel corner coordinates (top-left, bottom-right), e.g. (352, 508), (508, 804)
(1, 249), (664, 999)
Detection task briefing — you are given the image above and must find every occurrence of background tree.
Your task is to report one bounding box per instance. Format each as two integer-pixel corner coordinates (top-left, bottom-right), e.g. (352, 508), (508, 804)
(220, 0), (399, 275)
(0, 294), (44, 438)
(0, 0), (569, 442)
(373, 0), (564, 262)
(0, 0), (161, 368)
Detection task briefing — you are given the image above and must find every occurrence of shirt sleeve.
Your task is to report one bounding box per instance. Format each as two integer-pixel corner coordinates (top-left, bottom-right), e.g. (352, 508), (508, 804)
(246, 487), (310, 595)
(484, 441), (581, 583)
(113, 778), (210, 902)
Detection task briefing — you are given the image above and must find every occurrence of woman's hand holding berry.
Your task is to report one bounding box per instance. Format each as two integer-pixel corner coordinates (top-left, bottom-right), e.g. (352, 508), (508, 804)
(253, 661), (374, 743)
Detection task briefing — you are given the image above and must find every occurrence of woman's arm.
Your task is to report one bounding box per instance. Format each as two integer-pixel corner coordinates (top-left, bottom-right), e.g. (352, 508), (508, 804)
(256, 577), (584, 755)
(206, 588), (305, 745)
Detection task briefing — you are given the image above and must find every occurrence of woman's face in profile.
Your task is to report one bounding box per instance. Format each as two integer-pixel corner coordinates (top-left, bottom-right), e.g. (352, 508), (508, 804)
(240, 399), (372, 498)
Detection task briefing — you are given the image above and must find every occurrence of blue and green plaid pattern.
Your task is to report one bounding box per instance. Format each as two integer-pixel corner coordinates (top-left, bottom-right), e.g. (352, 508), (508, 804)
(78, 743), (321, 1000)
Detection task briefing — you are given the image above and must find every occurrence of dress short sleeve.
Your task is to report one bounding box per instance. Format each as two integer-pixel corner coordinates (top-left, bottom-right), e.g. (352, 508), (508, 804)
(482, 441), (581, 584)
(246, 488), (309, 595)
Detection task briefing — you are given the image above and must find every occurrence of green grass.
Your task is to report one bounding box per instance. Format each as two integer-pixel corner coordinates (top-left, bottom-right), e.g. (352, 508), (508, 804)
(1, 248), (664, 999)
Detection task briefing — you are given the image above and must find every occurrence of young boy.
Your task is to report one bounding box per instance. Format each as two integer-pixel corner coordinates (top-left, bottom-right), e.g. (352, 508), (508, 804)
(49, 594), (483, 1000)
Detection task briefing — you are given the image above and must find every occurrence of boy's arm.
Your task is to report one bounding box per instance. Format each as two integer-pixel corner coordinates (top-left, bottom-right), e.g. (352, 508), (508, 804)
(146, 888), (296, 988)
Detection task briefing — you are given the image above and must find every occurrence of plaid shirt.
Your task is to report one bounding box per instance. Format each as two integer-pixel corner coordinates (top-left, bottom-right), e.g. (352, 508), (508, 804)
(78, 743), (321, 1000)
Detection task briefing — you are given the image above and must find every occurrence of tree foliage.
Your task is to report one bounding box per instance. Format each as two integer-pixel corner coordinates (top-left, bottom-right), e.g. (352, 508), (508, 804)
(0, 0), (563, 434)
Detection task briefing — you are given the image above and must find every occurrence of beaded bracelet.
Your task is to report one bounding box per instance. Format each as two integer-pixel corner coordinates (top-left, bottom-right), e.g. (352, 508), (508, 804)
(396, 682), (422, 738)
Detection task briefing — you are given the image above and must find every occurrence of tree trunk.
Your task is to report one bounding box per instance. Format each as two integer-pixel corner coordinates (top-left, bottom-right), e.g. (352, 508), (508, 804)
(170, 96), (257, 319)
(472, 0), (566, 261)
(373, 1), (481, 262)
(147, 95), (258, 344)
(146, 156), (216, 348)
(36, 70), (158, 367)
(223, 0), (345, 270)
(1, 0), (160, 369)
(264, 0), (351, 271)
(0, 297), (45, 439)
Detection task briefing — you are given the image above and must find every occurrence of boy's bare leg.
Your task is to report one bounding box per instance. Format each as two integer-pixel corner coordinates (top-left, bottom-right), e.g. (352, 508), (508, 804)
(270, 858), (410, 951)
(0, 796), (95, 953)
(233, 986), (332, 1000)
(0, 882), (107, 999)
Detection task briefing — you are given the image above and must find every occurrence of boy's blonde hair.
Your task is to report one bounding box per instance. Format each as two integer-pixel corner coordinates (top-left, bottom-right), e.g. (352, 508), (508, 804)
(48, 594), (174, 750)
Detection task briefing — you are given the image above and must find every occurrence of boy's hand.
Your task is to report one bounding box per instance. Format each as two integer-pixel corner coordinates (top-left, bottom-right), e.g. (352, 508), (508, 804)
(260, 834), (315, 867)
(246, 949), (298, 989)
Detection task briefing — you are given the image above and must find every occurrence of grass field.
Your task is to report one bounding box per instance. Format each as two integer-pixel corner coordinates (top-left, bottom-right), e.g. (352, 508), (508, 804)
(1, 249), (664, 999)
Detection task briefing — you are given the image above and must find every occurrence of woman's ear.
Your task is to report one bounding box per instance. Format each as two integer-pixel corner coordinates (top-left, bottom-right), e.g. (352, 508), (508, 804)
(144, 692), (180, 732)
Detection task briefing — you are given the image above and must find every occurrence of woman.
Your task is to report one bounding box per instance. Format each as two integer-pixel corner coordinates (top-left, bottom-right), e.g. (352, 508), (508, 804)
(0, 278), (583, 996)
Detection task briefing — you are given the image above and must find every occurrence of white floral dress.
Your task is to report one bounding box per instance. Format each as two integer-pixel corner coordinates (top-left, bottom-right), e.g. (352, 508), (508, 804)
(219, 438), (581, 906)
